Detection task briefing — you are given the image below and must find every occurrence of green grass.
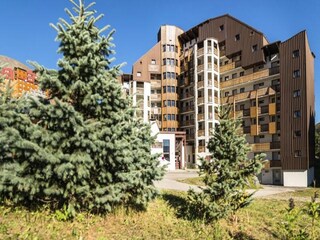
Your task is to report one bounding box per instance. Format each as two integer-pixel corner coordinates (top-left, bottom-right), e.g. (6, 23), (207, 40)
(178, 176), (261, 189)
(1, 190), (319, 239)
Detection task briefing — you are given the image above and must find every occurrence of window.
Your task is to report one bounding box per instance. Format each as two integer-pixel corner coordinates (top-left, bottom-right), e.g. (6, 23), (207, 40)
(163, 86), (166, 93)
(252, 44), (258, 52)
(293, 50), (299, 58)
(240, 88), (245, 93)
(232, 73), (237, 79)
(294, 130), (301, 137)
(136, 71), (141, 77)
(250, 31), (254, 36)
(151, 59), (156, 64)
(163, 45), (166, 52)
(293, 90), (301, 98)
(293, 69), (300, 78)
(240, 71), (244, 77)
(150, 73), (161, 80)
(294, 150), (302, 157)
(232, 89), (237, 95)
(224, 76), (229, 81)
(235, 34), (240, 41)
(163, 139), (170, 153)
(171, 86), (175, 93)
(240, 104), (245, 110)
(219, 25), (224, 31)
(225, 92), (229, 97)
(294, 110), (301, 118)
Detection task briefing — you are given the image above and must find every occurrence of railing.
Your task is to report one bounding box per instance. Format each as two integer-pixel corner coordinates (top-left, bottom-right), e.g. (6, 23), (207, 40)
(181, 106), (195, 112)
(136, 88), (144, 94)
(198, 146), (205, 153)
(181, 120), (194, 127)
(269, 122), (277, 134)
(220, 69), (269, 89)
(186, 134), (195, 141)
(198, 113), (204, 121)
(151, 94), (161, 100)
(270, 141), (280, 149)
(251, 142), (270, 152)
(269, 66), (280, 75)
(198, 129), (205, 137)
(197, 64), (204, 72)
(220, 62), (235, 73)
(198, 81), (204, 88)
(261, 124), (269, 132)
(198, 97), (204, 105)
(251, 125), (261, 136)
(250, 107), (261, 118)
(269, 103), (276, 115)
(197, 48), (204, 56)
(181, 93), (195, 99)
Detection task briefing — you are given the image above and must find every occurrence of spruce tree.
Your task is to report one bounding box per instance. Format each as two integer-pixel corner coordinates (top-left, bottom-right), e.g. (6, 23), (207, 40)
(0, 0), (164, 214)
(187, 107), (264, 222)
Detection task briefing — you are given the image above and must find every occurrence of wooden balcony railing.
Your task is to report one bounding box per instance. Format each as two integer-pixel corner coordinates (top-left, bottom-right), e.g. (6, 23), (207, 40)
(197, 48), (204, 56)
(181, 120), (194, 127)
(198, 97), (204, 105)
(269, 103), (276, 115)
(251, 125), (261, 136)
(198, 113), (204, 121)
(198, 129), (205, 137)
(250, 107), (261, 118)
(198, 81), (204, 88)
(220, 62), (235, 73)
(251, 142), (270, 152)
(220, 69), (269, 89)
(269, 122), (277, 134)
(151, 94), (161, 100)
(198, 146), (205, 153)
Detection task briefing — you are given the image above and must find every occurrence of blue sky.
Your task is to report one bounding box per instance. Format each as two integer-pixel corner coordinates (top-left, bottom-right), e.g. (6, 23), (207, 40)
(1, 0), (319, 121)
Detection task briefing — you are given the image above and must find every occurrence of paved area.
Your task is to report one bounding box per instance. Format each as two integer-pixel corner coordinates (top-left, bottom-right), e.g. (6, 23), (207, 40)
(155, 170), (300, 198)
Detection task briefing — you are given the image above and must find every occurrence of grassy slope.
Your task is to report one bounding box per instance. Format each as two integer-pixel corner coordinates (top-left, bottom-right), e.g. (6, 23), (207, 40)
(1, 190), (319, 240)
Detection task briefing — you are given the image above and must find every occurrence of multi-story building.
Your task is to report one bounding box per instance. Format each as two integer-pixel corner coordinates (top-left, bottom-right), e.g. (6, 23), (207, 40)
(127, 15), (316, 187)
(0, 55), (39, 97)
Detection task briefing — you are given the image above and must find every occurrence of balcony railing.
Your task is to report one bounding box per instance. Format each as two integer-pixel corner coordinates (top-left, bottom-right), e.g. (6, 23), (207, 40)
(198, 97), (204, 105)
(197, 64), (204, 72)
(186, 134), (195, 141)
(151, 94), (161, 100)
(181, 120), (194, 127)
(269, 66), (280, 75)
(251, 125), (261, 136)
(198, 113), (204, 121)
(251, 142), (270, 152)
(181, 106), (195, 112)
(269, 122), (277, 134)
(198, 129), (205, 137)
(220, 62), (235, 73)
(250, 107), (261, 118)
(198, 81), (204, 88)
(198, 146), (205, 153)
(220, 69), (269, 89)
(197, 48), (204, 56)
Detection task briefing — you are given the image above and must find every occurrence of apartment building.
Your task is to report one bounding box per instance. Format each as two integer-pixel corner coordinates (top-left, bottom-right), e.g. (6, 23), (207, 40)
(128, 15), (316, 187)
(0, 55), (40, 97)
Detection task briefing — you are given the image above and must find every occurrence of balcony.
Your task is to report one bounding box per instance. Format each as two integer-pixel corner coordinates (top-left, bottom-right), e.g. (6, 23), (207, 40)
(198, 146), (206, 153)
(250, 87), (276, 99)
(198, 97), (204, 105)
(220, 69), (269, 89)
(270, 160), (281, 168)
(197, 48), (204, 56)
(269, 122), (277, 134)
(269, 66), (280, 75)
(220, 62), (235, 73)
(251, 142), (270, 152)
(230, 110), (243, 118)
(186, 134), (195, 141)
(198, 81), (204, 88)
(243, 126), (251, 134)
(269, 103), (276, 115)
(198, 113), (204, 121)
(181, 92), (195, 99)
(197, 64), (204, 72)
(251, 125), (261, 136)
(270, 141), (280, 149)
(243, 109), (250, 117)
(198, 129), (205, 137)
(261, 124), (269, 132)
(181, 120), (194, 127)
(181, 106), (195, 113)
(250, 106), (261, 118)
(151, 94), (161, 101)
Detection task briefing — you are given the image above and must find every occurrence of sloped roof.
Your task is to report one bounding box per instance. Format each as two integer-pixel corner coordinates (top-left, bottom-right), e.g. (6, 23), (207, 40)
(0, 55), (30, 70)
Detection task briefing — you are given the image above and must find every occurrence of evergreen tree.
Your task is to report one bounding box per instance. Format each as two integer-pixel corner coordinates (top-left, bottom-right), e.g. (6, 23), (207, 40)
(187, 107), (264, 222)
(0, 0), (164, 214)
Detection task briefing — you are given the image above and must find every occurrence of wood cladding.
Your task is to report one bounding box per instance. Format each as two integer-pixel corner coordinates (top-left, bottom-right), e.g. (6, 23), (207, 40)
(180, 15), (266, 68)
(280, 31), (315, 170)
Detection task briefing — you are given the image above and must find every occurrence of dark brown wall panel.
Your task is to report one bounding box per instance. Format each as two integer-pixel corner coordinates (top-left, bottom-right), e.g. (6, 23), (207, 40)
(197, 15), (265, 68)
(280, 31), (314, 170)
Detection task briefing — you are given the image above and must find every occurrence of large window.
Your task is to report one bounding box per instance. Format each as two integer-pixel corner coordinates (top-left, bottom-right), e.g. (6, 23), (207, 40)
(294, 110), (301, 118)
(293, 89), (301, 98)
(293, 49), (300, 58)
(293, 69), (301, 78)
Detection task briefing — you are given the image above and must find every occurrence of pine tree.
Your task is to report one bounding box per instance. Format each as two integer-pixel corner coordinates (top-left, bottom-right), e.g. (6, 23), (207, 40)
(187, 107), (264, 222)
(0, 0), (164, 214)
